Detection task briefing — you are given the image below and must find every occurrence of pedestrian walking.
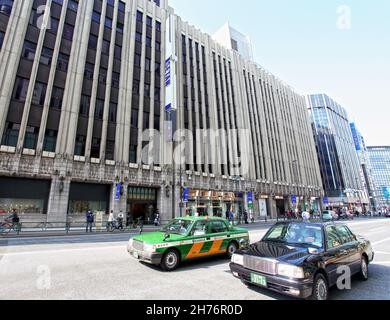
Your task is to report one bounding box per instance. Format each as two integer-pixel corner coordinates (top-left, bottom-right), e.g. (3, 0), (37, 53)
(225, 209), (230, 221)
(117, 210), (124, 230)
(243, 210), (249, 224)
(86, 209), (94, 233)
(250, 212), (254, 224)
(108, 210), (115, 229)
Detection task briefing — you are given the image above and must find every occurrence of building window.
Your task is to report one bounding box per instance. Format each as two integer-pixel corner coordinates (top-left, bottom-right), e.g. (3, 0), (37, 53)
(146, 16), (152, 27)
(48, 16), (60, 34)
(156, 21), (161, 31)
(0, 31), (5, 50)
(145, 58), (151, 71)
(99, 67), (107, 84)
(109, 102), (117, 122)
(116, 21), (124, 33)
(114, 45), (122, 59)
(105, 16), (112, 29)
(79, 95), (90, 116)
(63, 24), (74, 41)
(91, 138), (100, 159)
(135, 32), (142, 43)
(84, 62), (95, 80)
(136, 10), (143, 22)
(94, 99), (104, 120)
(40, 47), (53, 66)
(1, 122), (19, 147)
(57, 53), (69, 72)
(50, 86), (64, 109)
(144, 84), (150, 97)
(22, 40), (36, 61)
(134, 53), (141, 67)
(118, 1), (125, 13)
(102, 39), (110, 55)
(132, 80), (140, 95)
(112, 72), (120, 88)
(106, 140), (115, 160)
(146, 36), (152, 48)
(31, 82), (47, 106)
(92, 10), (100, 23)
(74, 135), (86, 156)
(68, 0), (78, 12)
(0, 0), (13, 16)
(129, 145), (137, 163)
(13, 77), (29, 102)
(24, 126), (39, 149)
(43, 129), (57, 152)
(88, 34), (98, 50)
(131, 110), (138, 127)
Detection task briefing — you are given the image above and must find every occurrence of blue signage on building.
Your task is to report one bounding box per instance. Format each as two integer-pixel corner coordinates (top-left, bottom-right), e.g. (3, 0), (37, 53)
(247, 192), (254, 204)
(292, 195), (297, 205)
(383, 187), (390, 200)
(323, 197), (329, 205)
(183, 188), (190, 203)
(350, 123), (361, 151)
(115, 183), (122, 201)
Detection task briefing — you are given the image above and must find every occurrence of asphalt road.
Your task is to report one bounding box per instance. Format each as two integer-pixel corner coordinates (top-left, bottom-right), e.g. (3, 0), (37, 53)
(1, 219), (389, 300)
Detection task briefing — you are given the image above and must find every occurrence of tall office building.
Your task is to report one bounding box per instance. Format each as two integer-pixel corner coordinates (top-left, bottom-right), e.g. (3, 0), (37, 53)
(307, 94), (369, 210)
(367, 146), (390, 210)
(0, 0), (323, 224)
(350, 123), (378, 210)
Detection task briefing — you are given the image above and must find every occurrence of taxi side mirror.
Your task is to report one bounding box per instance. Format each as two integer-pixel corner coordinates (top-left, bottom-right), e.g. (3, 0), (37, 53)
(163, 233), (170, 241)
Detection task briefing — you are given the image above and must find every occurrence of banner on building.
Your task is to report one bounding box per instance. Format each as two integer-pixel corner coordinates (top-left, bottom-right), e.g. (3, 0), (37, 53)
(182, 188), (190, 203)
(383, 187), (390, 200)
(350, 123), (361, 151)
(247, 192), (254, 209)
(165, 14), (177, 112)
(292, 195), (297, 205)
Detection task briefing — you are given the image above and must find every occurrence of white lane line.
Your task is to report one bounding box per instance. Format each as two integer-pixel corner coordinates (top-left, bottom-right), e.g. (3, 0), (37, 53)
(373, 237), (390, 246)
(373, 262), (390, 265)
(0, 244), (126, 257)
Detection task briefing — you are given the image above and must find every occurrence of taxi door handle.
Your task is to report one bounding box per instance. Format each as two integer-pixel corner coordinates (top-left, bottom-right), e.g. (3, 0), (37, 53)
(206, 237), (211, 241)
(227, 235), (231, 238)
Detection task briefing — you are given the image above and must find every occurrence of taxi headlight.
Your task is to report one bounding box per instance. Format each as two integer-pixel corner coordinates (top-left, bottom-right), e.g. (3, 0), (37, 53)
(144, 243), (156, 253)
(277, 263), (305, 279)
(231, 254), (244, 266)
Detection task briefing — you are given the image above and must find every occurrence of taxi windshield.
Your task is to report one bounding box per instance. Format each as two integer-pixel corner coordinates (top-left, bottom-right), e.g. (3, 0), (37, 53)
(263, 223), (324, 249)
(161, 219), (194, 235)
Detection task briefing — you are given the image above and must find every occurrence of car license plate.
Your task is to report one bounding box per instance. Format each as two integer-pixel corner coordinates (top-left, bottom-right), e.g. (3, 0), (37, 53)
(251, 273), (267, 287)
(132, 252), (139, 259)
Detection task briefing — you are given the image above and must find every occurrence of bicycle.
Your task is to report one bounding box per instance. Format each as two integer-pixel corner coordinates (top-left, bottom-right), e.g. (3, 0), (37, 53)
(132, 218), (144, 234)
(0, 222), (20, 234)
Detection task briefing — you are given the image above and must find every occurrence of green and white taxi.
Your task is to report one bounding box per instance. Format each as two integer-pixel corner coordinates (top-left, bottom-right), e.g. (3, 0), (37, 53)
(127, 216), (250, 271)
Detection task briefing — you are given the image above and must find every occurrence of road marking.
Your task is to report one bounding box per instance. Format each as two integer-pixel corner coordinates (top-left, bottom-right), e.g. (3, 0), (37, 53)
(373, 237), (390, 246)
(373, 261), (390, 265)
(0, 244), (126, 257)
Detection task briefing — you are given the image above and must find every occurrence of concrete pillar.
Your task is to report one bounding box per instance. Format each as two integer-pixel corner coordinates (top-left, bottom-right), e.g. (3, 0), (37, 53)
(46, 177), (70, 223)
(269, 198), (277, 219)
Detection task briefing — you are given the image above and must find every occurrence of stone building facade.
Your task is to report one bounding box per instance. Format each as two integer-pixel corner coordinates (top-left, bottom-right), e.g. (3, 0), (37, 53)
(0, 0), (323, 224)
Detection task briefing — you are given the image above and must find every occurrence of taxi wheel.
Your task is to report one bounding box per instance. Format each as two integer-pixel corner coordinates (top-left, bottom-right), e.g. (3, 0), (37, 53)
(161, 249), (180, 272)
(310, 274), (329, 301)
(358, 256), (369, 281)
(226, 241), (239, 259)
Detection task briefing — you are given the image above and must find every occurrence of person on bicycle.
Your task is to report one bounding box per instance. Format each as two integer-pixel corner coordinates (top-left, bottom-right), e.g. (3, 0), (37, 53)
(6, 210), (19, 225)
(117, 211), (124, 230)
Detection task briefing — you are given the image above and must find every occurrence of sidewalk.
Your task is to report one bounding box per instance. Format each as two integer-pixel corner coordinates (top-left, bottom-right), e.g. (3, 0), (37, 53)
(1, 216), (383, 239)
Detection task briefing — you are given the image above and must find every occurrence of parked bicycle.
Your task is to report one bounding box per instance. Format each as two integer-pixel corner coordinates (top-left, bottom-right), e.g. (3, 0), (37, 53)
(132, 217), (144, 234)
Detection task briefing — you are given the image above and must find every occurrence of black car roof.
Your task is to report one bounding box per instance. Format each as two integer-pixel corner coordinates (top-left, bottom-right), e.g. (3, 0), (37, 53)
(274, 221), (347, 228)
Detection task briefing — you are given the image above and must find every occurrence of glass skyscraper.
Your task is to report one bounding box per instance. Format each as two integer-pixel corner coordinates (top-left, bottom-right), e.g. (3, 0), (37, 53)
(307, 94), (368, 210)
(367, 146), (390, 210)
